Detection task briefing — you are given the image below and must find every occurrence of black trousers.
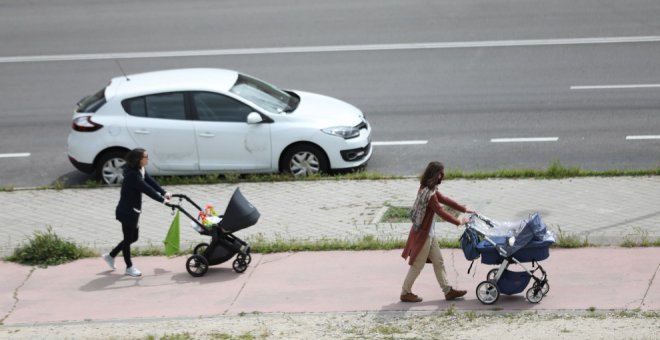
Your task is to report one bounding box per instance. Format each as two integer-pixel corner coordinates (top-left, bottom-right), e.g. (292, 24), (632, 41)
(110, 213), (140, 268)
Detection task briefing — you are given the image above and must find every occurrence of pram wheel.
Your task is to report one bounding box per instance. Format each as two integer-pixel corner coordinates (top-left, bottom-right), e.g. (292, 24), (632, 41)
(232, 258), (248, 273)
(476, 280), (500, 305)
(186, 255), (209, 277)
(541, 282), (550, 295)
(193, 243), (209, 256)
(238, 253), (252, 265)
(526, 285), (544, 303)
(487, 269), (498, 281)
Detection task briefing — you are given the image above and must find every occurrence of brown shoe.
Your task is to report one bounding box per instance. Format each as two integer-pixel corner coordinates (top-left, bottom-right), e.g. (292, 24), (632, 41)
(400, 293), (423, 303)
(444, 288), (467, 300)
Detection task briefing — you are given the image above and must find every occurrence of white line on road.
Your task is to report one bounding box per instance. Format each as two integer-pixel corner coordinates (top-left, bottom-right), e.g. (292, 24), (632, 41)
(372, 141), (428, 146)
(0, 153), (30, 158)
(490, 137), (559, 143)
(626, 135), (660, 140)
(2, 36), (660, 63)
(570, 84), (660, 90)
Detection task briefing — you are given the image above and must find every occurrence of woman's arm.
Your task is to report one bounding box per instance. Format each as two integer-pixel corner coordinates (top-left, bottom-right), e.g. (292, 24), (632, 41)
(132, 172), (165, 203)
(428, 195), (462, 226)
(144, 172), (166, 196)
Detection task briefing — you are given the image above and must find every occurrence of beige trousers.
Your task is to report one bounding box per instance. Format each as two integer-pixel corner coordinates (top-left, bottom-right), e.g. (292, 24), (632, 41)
(401, 236), (451, 295)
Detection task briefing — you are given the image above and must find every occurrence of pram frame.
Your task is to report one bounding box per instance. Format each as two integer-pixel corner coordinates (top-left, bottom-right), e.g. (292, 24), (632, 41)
(468, 213), (550, 304)
(167, 194), (252, 277)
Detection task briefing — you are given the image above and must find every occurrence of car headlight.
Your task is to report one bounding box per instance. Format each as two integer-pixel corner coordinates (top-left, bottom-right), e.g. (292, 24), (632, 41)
(321, 126), (360, 139)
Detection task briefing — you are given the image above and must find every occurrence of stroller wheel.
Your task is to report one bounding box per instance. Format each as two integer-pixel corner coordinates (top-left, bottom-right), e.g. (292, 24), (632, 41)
(476, 280), (500, 305)
(193, 243), (210, 256)
(540, 282), (550, 296)
(526, 286), (544, 303)
(238, 253), (252, 265)
(186, 255), (209, 277)
(487, 269), (498, 281)
(232, 259), (248, 273)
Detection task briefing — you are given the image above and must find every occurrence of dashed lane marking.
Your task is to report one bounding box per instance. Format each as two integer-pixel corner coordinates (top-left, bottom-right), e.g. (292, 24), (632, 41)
(490, 137), (559, 143)
(0, 153), (30, 158)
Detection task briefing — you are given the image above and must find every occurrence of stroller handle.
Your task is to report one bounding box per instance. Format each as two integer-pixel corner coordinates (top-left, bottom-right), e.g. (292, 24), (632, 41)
(467, 212), (496, 229)
(164, 194), (212, 229)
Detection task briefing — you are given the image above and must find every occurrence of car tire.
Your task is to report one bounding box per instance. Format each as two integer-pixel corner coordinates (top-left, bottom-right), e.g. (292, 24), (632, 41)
(281, 144), (328, 176)
(96, 150), (127, 184)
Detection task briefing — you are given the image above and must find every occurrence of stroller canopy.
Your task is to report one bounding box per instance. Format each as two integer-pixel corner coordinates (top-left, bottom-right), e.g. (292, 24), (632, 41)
(469, 212), (555, 257)
(217, 188), (260, 233)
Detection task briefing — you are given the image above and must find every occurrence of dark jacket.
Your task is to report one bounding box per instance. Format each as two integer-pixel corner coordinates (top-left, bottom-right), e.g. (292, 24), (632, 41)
(116, 167), (165, 221)
(401, 189), (467, 265)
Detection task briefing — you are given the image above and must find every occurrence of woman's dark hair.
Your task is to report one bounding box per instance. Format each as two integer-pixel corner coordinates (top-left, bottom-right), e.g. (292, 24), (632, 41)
(420, 161), (444, 189)
(125, 148), (146, 169)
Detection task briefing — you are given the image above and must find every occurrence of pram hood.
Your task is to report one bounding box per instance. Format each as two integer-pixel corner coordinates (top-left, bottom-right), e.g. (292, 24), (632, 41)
(468, 212), (555, 257)
(217, 188), (260, 233)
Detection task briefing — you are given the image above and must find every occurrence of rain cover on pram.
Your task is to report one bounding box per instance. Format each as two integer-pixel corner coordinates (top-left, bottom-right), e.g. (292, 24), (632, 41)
(468, 212), (555, 258)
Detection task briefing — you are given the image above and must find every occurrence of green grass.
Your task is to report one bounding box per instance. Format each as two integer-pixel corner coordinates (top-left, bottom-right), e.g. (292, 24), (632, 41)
(445, 160), (660, 180)
(621, 227), (660, 247)
(5, 160), (659, 191)
(5, 226), (96, 267)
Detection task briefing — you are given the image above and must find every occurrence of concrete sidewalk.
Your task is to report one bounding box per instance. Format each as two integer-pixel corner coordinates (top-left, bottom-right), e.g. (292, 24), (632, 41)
(0, 247), (658, 326)
(0, 177), (659, 328)
(1, 177), (659, 257)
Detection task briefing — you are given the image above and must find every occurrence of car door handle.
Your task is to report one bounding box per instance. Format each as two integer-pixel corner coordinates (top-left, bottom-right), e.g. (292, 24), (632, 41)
(199, 132), (215, 137)
(133, 129), (151, 135)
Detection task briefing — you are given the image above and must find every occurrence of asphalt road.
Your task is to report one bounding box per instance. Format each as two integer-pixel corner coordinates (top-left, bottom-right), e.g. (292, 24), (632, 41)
(1, 0), (659, 187)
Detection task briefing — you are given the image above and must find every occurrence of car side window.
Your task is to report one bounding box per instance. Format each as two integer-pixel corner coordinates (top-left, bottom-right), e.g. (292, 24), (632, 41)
(193, 92), (254, 123)
(122, 93), (186, 120)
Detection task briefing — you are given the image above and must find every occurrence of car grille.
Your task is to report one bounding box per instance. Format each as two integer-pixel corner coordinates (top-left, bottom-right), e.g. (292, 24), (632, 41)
(340, 143), (371, 162)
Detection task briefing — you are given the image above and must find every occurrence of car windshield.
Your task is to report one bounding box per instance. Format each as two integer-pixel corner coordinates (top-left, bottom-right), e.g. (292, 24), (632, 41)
(229, 74), (298, 114)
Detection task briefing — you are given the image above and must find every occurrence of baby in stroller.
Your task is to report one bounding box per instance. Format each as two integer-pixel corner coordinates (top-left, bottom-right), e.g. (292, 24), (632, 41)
(465, 212), (555, 304)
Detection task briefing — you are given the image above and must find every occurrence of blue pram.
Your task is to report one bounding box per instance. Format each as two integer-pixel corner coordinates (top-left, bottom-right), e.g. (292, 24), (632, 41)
(467, 213), (555, 304)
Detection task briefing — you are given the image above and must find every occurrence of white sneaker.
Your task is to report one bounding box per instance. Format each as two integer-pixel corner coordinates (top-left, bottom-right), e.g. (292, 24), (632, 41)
(125, 266), (142, 277)
(102, 253), (116, 270)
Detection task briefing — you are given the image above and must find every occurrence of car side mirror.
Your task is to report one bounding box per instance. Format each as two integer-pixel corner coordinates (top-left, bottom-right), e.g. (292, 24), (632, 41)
(247, 112), (263, 124)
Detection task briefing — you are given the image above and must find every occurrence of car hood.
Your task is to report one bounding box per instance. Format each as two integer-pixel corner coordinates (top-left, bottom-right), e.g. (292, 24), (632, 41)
(289, 91), (364, 126)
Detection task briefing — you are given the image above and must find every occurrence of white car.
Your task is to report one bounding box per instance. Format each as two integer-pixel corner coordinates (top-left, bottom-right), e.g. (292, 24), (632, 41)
(67, 68), (372, 184)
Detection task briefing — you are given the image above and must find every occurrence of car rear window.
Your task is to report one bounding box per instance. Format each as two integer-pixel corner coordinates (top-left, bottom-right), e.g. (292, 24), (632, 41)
(76, 88), (106, 113)
(122, 92), (186, 120)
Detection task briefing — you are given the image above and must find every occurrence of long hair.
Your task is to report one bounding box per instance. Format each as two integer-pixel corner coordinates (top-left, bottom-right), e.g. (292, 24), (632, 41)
(124, 148), (146, 169)
(420, 161), (444, 190)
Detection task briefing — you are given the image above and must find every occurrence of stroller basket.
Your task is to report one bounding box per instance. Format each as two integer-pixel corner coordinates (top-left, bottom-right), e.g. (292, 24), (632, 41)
(498, 270), (532, 295)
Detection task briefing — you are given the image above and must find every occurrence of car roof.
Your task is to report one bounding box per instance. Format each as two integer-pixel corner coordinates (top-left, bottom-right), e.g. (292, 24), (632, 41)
(105, 68), (239, 99)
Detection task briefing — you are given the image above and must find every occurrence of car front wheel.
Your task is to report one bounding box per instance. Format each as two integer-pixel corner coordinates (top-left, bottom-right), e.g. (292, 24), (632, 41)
(281, 144), (328, 176)
(96, 150), (127, 184)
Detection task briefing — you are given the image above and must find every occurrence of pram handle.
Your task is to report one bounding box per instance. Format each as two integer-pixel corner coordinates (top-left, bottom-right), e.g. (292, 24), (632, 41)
(167, 194), (204, 211)
(467, 212), (496, 229)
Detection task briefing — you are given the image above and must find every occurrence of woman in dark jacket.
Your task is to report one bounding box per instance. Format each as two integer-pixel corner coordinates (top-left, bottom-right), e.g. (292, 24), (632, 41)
(400, 161), (474, 302)
(102, 148), (170, 277)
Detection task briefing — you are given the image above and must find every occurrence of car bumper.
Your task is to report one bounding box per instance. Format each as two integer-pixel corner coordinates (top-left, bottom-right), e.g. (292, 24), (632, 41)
(68, 154), (95, 174)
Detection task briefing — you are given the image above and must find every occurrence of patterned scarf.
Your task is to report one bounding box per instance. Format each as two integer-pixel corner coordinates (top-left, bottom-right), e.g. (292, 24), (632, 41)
(409, 187), (435, 232)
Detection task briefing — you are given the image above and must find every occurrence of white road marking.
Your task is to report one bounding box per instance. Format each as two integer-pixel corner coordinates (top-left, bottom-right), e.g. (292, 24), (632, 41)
(372, 141), (428, 146)
(571, 84), (660, 90)
(626, 135), (660, 140)
(2, 36), (660, 63)
(0, 153), (31, 158)
(490, 137), (559, 143)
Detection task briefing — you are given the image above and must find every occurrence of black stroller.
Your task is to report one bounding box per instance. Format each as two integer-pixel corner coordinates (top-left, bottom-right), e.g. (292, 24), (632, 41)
(167, 188), (260, 277)
(466, 213), (554, 304)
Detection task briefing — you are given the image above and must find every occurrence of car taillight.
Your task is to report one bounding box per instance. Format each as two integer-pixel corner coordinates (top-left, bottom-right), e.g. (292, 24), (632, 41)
(72, 116), (103, 132)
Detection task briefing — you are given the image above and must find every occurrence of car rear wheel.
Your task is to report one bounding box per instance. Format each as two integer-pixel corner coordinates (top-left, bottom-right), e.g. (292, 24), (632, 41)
(281, 144), (328, 176)
(96, 150), (127, 184)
